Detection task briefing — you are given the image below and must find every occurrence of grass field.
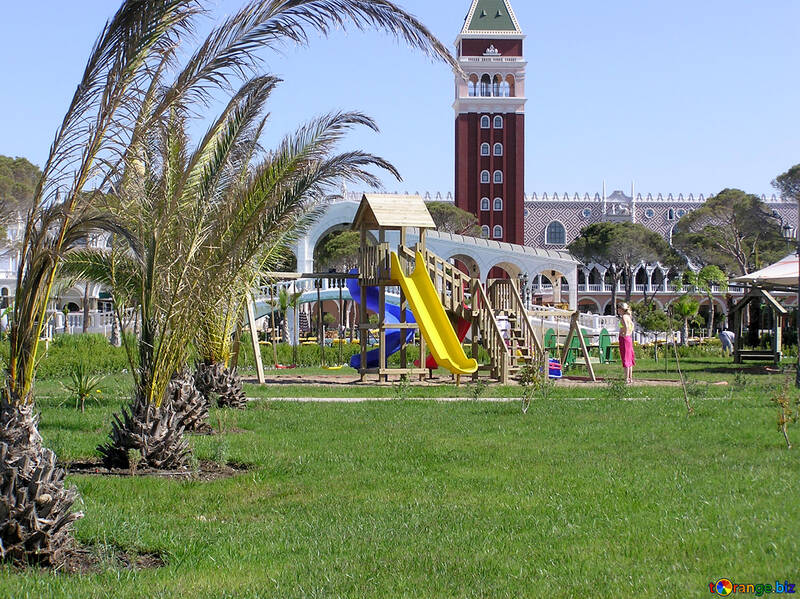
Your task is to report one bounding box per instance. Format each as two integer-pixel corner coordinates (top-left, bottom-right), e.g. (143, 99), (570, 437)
(1, 360), (799, 598)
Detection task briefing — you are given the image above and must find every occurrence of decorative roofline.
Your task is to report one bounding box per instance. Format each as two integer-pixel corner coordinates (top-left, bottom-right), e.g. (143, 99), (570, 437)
(331, 191), (790, 204)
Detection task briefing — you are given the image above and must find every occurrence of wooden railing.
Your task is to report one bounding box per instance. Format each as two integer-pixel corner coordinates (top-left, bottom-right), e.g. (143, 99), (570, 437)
(359, 242), (391, 286)
(487, 279), (543, 358)
(471, 279), (509, 383)
(396, 245), (512, 382)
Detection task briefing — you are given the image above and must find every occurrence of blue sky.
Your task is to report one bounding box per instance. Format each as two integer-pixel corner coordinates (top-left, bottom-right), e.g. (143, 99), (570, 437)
(1, 0), (798, 197)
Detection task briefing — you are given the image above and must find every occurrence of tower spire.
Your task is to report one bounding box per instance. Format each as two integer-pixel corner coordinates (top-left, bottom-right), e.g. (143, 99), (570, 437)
(454, 0), (526, 245)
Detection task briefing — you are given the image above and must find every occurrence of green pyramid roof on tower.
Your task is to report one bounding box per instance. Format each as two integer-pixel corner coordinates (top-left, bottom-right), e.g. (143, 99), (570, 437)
(462, 0), (521, 34)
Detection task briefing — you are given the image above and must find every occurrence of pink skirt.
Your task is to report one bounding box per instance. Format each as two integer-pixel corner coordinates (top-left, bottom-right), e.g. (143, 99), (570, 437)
(619, 335), (635, 367)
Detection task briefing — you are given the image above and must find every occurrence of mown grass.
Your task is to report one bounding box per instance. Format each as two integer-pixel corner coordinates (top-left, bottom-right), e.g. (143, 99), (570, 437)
(1, 363), (799, 598)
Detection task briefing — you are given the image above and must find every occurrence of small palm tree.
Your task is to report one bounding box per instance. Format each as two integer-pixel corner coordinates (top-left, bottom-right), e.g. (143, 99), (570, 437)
(688, 265), (728, 337)
(279, 286), (304, 366)
(0, 0), (201, 568)
(671, 294), (702, 346)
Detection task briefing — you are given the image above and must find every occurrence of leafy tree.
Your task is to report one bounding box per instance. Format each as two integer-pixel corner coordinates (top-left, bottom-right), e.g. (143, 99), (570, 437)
(0, 155), (41, 215)
(772, 164), (800, 386)
(425, 201), (480, 236)
(315, 230), (361, 272)
(632, 301), (673, 335)
(672, 189), (784, 275)
(568, 221), (680, 307)
(670, 294), (703, 345)
(687, 265), (728, 337)
(772, 164), (800, 202)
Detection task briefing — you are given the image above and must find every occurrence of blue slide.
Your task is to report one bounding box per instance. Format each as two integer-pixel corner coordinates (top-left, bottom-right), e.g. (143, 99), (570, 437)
(347, 272), (415, 369)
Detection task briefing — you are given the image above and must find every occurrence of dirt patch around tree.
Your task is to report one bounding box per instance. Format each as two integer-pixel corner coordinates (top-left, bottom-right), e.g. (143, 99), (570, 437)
(65, 458), (250, 481)
(59, 543), (165, 575)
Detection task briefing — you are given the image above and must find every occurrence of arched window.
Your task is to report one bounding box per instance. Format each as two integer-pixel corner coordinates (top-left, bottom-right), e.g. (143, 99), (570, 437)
(667, 208), (675, 220)
(493, 197), (503, 211)
(480, 115), (490, 129)
(480, 170), (490, 184)
(505, 74), (515, 97)
(480, 74), (491, 97)
(493, 225), (503, 239)
(493, 115), (503, 128)
(481, 225), (490, 238)
(480, 143), (490, 156)
(546, 221), (566, 245)
(493, 170), (503, 184)
(468, 74), (478, 97)
(493, 143), (503, 156)
(480, 197), (490, 211)
(492, 74), (502, 97)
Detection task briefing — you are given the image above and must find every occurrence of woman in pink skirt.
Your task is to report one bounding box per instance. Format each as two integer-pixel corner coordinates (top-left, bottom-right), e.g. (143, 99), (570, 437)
(617, 303), (635, 384)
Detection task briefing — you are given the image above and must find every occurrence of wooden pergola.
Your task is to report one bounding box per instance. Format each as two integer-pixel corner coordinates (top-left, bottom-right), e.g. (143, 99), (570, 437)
(731, 287), (788, 365)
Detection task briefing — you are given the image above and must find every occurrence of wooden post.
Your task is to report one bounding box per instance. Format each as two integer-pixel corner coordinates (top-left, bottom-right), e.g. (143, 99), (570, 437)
(359, 226), (367, 381)
(245, 292), (265, 384)
(379, 283), (387, 382)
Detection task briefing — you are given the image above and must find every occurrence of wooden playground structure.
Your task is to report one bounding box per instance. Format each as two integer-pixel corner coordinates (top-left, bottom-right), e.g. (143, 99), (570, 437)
(242, 194), (603, 384)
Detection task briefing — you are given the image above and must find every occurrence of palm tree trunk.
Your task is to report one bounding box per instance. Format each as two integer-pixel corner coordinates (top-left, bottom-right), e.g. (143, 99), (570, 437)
(269, 286), (278, 368)
(82, 282), (90, 333)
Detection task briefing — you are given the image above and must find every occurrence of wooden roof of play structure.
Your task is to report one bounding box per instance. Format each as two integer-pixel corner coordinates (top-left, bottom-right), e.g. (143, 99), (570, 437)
(351, 194), (436, 231)
(730, 286), (788, 316)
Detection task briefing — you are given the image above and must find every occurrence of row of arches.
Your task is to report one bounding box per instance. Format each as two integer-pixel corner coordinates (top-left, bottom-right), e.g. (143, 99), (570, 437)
(467, 74), (516, 97)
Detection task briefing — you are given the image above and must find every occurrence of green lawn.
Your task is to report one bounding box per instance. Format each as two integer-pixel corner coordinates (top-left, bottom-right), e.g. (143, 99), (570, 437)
(1, 364), (798, 598)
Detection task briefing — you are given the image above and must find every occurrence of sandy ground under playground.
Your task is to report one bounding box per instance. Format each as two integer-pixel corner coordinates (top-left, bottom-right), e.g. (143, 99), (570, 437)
(242, 373), (688, 388)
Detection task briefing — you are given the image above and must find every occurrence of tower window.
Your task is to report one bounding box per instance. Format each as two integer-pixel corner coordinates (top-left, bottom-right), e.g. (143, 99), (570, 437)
(493, 170), (503, 184)
(480, 143), (490, 156)
(480, 115), (490, 129)
(480, 74), (491, 97)
(468, 74), (478, 97)
(493, 198), (503, 211)
(667, 208), (675, 220)
(493, 115), (503, 129)
(481, 225), (490, 238)
(493, 225), (503, 239)
(546, 221), (566, 245)
(480, 197), (490, 211)
(480, 170), (490, 184)
(492, 74), (502, 97)
(493, 143), (503, 156)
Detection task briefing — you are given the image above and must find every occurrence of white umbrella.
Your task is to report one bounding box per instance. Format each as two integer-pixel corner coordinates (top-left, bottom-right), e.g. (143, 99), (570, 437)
(732, 253), (799, 288)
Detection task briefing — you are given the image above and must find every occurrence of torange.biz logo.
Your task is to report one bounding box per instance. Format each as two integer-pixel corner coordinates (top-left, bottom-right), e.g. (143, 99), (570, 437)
(709, 578), (796, 596)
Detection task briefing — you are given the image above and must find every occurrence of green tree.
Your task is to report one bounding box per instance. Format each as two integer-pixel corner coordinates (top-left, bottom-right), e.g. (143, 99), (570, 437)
(568, 221), (680, 307)
(772, 164), (800, 386)
(0, 155), (41, 216)
(315, 230), (361, 272)
(2, 0), (203, 568)
(425, 201), (480, 236)
(670, 294), (703, 345)
(672, 189), (784, 276)
(687, 265), (728, 337)
(8, 0), (456, 569)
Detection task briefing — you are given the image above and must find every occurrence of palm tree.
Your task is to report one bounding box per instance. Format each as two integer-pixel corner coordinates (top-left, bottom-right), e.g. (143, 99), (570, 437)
(0, 1), (203, 568)
(279, 286), (304, 366)
(10, 0), (456, 567)
(671, 294), (702, 346)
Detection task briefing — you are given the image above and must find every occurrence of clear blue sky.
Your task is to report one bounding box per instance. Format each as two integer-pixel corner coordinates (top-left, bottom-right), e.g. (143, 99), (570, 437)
(1, 0), (798, 197)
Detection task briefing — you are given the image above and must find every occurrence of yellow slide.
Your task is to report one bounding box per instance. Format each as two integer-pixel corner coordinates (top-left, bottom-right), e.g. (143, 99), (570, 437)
(390, 251), (478, 375)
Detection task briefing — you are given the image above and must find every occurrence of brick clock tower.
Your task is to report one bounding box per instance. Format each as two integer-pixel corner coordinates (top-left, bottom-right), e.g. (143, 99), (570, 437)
(454, 0), (526, 245)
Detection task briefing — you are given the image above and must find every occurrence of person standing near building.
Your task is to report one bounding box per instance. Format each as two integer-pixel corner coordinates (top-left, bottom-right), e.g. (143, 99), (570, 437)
(617, 303), (636, 384)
